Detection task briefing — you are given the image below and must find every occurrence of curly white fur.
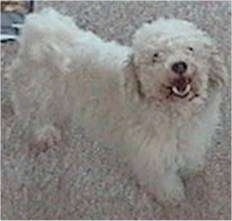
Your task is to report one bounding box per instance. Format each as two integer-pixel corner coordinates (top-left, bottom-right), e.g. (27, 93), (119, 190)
(9, 8), (226, 205)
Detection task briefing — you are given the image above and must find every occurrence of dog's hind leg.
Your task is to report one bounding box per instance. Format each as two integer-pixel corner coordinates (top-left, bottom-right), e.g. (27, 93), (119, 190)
(8, 9), (77, 154)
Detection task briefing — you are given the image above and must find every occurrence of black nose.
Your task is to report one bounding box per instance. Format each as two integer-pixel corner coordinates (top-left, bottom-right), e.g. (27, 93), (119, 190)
(171, 61), (188, 75)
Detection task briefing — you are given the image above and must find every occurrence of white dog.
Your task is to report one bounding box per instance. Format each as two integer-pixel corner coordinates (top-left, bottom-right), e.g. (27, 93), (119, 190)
(9, 9), (226, 204)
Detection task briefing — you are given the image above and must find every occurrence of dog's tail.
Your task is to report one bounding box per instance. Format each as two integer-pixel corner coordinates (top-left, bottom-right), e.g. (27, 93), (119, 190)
(18, 8), (80, 72)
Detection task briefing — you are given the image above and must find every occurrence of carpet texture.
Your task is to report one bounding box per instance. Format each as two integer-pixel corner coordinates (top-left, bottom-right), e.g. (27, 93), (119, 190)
(1, 1), (231, 219)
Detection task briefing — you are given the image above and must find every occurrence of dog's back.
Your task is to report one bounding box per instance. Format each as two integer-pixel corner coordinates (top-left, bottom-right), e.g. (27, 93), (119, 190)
(9, 8), (131, 143)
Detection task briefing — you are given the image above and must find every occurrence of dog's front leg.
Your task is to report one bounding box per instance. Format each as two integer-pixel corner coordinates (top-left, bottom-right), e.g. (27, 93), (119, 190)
(133, 157), (185, 204)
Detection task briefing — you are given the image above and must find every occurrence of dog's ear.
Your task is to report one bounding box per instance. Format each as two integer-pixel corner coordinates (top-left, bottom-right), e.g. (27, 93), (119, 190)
(123, 53), (145, 100)
(208, 44), (227, 89)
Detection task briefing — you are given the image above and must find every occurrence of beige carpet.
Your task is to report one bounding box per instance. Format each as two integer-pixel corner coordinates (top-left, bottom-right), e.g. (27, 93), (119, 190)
(1, 1), (231, 219)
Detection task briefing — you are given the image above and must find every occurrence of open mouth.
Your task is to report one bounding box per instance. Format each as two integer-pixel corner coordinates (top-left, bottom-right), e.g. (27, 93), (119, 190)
(172, 84), (191, 98)
(164, 77), (192, 99)
(171, 77), (191, 98)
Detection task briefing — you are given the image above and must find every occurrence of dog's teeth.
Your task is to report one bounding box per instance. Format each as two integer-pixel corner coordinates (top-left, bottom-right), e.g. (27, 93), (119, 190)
(172, 84), (191, 96)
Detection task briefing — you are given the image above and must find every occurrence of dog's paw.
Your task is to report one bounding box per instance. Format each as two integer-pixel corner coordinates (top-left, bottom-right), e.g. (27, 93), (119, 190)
(35, 125), (61, 146)
(179, 165), (204, 178)
(150, 174), (186, 206)
(28, 125), (61, 157)
(179, 159), (205, 177)
(158, 183), (185, 206)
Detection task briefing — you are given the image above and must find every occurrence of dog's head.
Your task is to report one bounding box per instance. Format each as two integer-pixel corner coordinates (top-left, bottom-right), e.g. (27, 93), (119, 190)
(124, 19), (226, 108)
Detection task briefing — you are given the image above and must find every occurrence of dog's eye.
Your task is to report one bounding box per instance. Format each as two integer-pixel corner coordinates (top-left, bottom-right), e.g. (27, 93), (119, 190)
(153, 53), (159, 58)
(152, 53), (159, 63)
(188, 47), (194, 52)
